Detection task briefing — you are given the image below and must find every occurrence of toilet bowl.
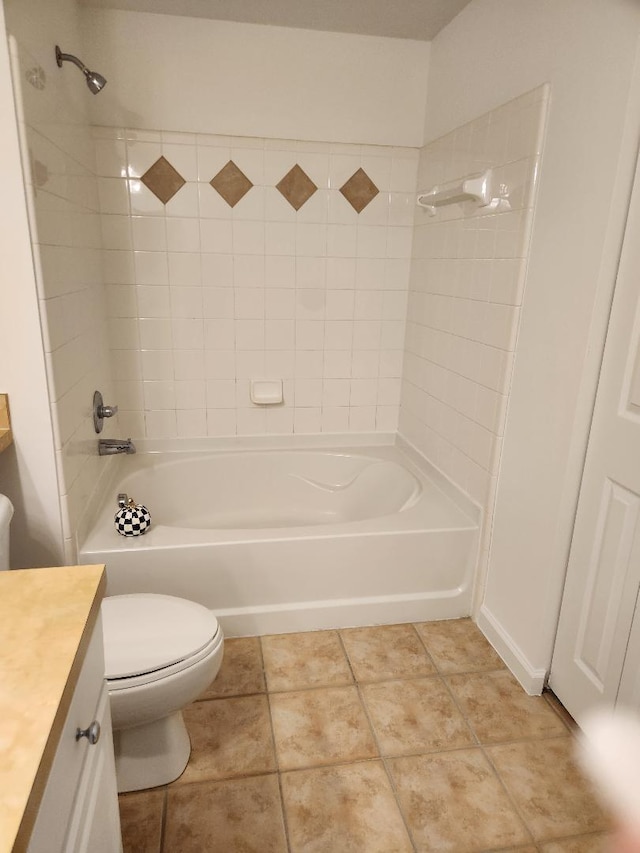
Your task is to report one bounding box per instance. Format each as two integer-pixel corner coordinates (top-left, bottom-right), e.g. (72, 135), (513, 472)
(101, 593), (224, 793)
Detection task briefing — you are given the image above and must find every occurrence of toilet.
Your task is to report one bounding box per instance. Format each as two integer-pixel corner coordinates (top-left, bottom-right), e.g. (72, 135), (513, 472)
(0, 494), (13, 570)
(102, 593), (224, 793)
(0, 494), (219, 793)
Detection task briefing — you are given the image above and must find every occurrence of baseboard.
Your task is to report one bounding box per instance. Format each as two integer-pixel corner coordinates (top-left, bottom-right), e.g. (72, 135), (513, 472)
(477, 604), (548, 695)
(217, 589), (473, 637)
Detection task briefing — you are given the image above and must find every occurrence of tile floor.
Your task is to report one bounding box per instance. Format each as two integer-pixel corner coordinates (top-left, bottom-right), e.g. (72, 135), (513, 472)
(118, 619), (611, 853)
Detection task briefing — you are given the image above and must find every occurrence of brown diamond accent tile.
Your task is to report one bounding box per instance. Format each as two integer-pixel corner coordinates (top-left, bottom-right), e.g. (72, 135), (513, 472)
(140, 155), (186, 204)
(276, 164), (317, 211)
(340, 167), (379, 213)
(210, 160), (253, 207)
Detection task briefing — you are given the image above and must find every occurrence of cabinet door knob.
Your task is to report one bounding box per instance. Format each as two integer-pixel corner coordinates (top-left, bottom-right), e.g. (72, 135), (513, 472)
(76, 720), (101, 745)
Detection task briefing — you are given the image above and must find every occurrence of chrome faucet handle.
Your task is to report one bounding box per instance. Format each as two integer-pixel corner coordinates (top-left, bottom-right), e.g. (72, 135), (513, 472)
(93, 390), (119, 433)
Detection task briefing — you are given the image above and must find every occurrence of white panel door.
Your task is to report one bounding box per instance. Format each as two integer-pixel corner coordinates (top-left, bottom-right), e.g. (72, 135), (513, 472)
(549, 149), (640, 724)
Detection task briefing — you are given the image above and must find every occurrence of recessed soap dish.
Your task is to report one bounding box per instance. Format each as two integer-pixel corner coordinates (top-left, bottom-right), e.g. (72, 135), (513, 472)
(250, 380), (283, 405)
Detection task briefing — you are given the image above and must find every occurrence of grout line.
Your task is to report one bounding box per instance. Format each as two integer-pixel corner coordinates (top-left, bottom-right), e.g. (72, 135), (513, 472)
(478, 743), (536, 846)
(408, 620), (439, 672)
(440, 672), (536, 847)
(411, 619), (446, 673)
(478, 736), (584, 848)
(262, 642), (293, 853)
(171, 623), (590, 850)
(335, 629), (358, 683)
(159, 785), (168, 853)
(274, 772), (293, 853)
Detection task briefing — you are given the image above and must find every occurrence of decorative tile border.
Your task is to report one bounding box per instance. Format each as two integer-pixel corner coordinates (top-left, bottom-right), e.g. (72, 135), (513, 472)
(140, 150), (379, 213)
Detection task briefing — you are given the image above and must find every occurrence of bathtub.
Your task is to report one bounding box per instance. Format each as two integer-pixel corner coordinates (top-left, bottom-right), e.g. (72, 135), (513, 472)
(79, 441), (480, 636)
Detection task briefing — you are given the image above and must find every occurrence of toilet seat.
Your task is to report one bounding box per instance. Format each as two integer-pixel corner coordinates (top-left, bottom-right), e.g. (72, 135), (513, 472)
(102, 593), (221, 690)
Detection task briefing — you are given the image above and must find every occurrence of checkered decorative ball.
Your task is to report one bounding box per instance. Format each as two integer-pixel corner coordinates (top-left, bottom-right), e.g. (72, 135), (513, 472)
(114, 502), (151, 537)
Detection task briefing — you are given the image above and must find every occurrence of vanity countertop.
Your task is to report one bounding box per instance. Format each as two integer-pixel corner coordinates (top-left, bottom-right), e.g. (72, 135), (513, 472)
(0, 564), (106, 853)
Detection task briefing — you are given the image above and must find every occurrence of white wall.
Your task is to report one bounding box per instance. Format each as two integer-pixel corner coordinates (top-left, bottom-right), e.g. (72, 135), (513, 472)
(400, 86), (548, 506)
(423, 0), (640, 689)
(79, 9), (430, 147)
(3, 0), (116, 563)
(0, 0), (64, 567)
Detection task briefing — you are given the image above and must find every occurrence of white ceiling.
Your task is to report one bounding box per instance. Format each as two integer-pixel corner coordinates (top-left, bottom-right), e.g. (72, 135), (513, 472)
(79, 0), (473, 41)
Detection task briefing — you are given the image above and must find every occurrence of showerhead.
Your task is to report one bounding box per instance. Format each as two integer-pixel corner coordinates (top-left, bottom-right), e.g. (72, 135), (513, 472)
(55, 45), (107, 95)
(85, 70), (107, 94)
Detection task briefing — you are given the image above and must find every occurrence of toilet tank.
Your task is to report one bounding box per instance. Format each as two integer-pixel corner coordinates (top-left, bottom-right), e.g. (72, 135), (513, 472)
(0, 494), (14, 571)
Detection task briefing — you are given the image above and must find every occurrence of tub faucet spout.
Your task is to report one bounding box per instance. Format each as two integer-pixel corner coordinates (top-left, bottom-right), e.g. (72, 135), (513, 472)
(98, 438), (136, 456)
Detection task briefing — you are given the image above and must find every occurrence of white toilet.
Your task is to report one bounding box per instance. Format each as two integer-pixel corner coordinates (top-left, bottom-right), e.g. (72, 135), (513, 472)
(0, 494), (219, 793)
(101, 593), (224, 793)
(0, 494), (13, 570)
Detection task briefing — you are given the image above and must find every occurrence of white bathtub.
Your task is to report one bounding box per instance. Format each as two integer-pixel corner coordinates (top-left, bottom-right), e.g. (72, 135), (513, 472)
(79, 442), (479, 635)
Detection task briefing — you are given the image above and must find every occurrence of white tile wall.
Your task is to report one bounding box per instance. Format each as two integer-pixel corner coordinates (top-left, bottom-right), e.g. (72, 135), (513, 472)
(95, 128), (417, 437)
(15, 42), (117, 560)
(399, 86), (549, 509)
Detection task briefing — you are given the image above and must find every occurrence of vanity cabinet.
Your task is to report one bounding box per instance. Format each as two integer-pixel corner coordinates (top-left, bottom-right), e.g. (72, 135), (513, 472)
(27, 615), (122, 853)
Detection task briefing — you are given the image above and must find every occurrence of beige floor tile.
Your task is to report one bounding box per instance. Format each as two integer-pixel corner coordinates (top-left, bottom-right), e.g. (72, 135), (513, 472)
(340, 623), (436, 682)
(501, 848), (539, 853)
(488, 737), (611, 841)
(198, 636), (265, 700)
(414, 617), (504, 674)
(118, 788), (164, 853)
(540, 834), (612, 853)
(281, 761), (413, 852)
(261, 630), (353, 692)
(270, 685), (378, 770)
(164, 774), (287, 852)
(447, 670), (569, 743)
(388, 749), (532, 852)
(361, 676), (475, 756)
(176, 695), (276, 784)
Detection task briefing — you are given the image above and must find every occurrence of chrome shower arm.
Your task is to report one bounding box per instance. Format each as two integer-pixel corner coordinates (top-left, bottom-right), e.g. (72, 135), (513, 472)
(55, 46), (88, 73)
(54, 46), (106, 93)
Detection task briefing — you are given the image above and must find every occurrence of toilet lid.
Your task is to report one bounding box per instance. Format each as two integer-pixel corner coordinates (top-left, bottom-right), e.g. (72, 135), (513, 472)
(101, 594), (220, 679)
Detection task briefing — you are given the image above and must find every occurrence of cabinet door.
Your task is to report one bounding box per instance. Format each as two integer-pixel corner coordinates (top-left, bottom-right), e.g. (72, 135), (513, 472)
(65, 685), (122, 853)
(28, 624), (107, 853)
(27, 618), (122, 853)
